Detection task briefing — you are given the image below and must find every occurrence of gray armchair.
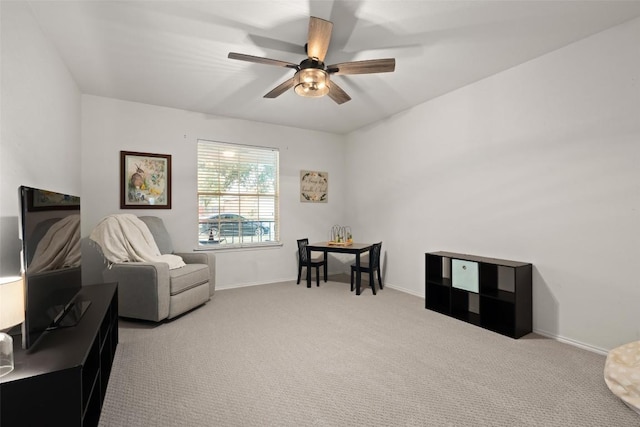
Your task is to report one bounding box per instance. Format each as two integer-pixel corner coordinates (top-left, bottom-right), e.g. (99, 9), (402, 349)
(100, 216), (215, 322)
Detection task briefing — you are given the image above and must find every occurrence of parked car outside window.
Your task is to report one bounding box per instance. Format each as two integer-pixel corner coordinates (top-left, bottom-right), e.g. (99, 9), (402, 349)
(199, 214), (271, 239)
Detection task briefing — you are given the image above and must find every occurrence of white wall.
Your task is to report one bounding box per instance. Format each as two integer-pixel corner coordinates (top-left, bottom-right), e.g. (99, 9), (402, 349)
(345, 17), (640, 352)
(0, 1), (81, 276)
(81, 95), (346, 287)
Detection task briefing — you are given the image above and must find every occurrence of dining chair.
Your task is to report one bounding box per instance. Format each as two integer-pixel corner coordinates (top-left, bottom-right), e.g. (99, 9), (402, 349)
(350, 241), (383, 295)
(297, 238), (326, 286)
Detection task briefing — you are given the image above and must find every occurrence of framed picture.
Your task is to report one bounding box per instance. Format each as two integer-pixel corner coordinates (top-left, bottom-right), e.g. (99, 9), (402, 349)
(120, 151), (172, 209)
(300, 170), (328, 203)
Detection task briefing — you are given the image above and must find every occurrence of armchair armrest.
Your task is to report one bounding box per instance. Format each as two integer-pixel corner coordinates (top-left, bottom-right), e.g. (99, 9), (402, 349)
(103, 262), (170, 321)
(176, 252), (216, 296)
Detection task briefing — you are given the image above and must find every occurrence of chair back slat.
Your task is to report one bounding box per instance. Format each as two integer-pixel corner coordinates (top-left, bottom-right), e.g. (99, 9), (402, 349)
(297, 238), (309, 263)
(349, 241), (383, 294)
(370, 242), (382, 268)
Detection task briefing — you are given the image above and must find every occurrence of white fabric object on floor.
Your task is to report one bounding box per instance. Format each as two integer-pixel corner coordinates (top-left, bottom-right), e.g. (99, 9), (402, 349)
(604, 340), (640, 415)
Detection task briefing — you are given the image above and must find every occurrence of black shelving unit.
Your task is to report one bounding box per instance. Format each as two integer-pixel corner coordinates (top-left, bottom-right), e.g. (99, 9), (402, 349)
(425, 252), (532, 338)
(0, 283), (118, 427)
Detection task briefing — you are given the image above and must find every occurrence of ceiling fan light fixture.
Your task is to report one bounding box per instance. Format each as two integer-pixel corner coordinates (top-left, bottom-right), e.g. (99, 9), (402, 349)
(229, 17), (395, 104)
(294, 68), (329, 98)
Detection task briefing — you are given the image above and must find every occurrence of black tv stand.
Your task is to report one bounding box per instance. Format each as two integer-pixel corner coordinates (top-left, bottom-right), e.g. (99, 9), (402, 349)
(51, 299), (92, 329)
(0, 283), (118, 427)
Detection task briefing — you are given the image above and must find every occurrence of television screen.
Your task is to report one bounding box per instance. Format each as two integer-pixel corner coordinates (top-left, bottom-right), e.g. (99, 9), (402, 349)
(18, 186), (87, 350)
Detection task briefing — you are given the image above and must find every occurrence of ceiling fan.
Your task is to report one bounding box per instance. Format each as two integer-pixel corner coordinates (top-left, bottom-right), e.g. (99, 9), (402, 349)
(228, 16), (395, 105)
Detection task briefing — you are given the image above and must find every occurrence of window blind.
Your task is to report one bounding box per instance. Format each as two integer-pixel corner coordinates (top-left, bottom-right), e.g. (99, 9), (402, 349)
(197, 140), (279, 247)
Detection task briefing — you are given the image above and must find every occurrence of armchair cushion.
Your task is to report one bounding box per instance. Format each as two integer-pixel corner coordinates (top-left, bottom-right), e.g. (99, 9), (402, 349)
(178, 252), (216, 296)
(170, 264), (209, 295)
(139, 216), (174, 254)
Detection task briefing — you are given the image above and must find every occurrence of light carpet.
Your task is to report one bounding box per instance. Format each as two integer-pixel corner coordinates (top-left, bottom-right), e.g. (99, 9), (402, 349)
(98, 279), (638, 426)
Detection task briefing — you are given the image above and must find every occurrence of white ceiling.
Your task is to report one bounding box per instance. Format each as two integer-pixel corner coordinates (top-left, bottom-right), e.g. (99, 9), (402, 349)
(27, 1), (640, 135)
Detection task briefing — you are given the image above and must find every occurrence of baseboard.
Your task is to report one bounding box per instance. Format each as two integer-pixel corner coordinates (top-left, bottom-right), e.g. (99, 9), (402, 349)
(384, 282), (423, 298)
(217, 273), (351, 291)
(216, 277), (293, 291)
(533, 329), (609, 355)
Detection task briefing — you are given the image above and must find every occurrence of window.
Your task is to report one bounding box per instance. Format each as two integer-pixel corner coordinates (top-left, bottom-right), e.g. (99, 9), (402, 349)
(197, 140), (279, 248)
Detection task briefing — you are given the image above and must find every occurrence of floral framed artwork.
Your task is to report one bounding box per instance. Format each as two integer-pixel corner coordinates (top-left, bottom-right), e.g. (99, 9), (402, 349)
(300, 170), (328, 203)
(120, 151), (172, 209)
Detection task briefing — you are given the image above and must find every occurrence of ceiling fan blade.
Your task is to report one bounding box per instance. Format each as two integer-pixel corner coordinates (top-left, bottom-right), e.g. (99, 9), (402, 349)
(327, 58), (396, 75)
(327, 80), (351, 105)
(307, 17), (333, 62)
(228, 52), (298, 69)
(264, 77), (295, 99)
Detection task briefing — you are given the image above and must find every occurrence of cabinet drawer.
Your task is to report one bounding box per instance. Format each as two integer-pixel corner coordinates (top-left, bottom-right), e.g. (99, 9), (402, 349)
(452, 259), (479, 293)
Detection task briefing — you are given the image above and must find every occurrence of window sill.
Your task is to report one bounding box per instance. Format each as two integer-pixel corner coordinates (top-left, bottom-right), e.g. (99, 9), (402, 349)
(194, 241), (283, 252)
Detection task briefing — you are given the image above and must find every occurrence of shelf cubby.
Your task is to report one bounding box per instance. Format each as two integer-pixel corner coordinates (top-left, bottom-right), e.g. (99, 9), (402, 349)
(425, 282), (450, 314)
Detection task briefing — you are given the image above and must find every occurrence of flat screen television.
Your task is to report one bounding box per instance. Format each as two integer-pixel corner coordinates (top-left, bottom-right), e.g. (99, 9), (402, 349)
(18, 185), (90, 350)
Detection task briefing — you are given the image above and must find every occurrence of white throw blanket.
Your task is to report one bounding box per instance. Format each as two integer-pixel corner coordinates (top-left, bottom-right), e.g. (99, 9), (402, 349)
(90, 214), (185, 270)
(29, 214), (81, 274)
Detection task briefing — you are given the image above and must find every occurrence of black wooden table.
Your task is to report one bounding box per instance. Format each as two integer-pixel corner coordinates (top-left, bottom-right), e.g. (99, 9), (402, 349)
(306, 242), (374, 295)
